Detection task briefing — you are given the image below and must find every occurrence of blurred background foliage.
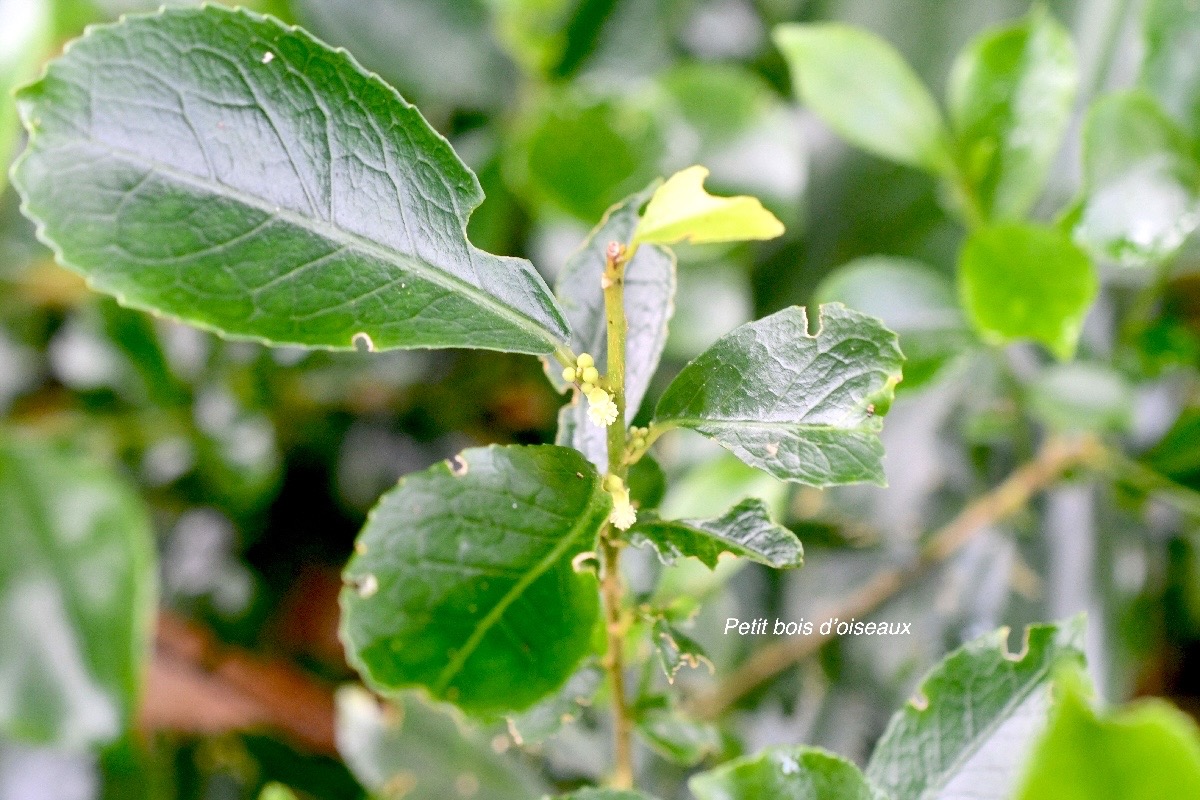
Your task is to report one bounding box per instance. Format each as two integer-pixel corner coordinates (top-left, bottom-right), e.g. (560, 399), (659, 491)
(2, 0), (1200, 798)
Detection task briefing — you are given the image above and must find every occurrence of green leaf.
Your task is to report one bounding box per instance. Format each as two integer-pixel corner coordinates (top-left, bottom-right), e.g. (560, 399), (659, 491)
(0, 434), (157, 748)
(636, 707), (721, 766)
(1141, 0), (1200, 144)
(340, 445), (610, 716)
(652, 304), (904, 486)
(1015, 673), (1200, 800)
(958, 223), (1097, 360)
(258, 785), (299, 800)
(947, 9), (1078, 220)
(505, 663), (603, 746)
(773, 23), (950, 173)
(814, 256), (971, 392)
(0, 0), (51, 193)
(292, 0), (515, 111)
(627, 455), (667, 511)
(629, 498), (803, 570)
(510, 91), (666, 222)
(335, 686), (548, 800)
(865, 618), (1086, 800)
(691, 746), (887, 800)
(631, 166), (784, 247)
(551, 185), (676, 469)
(1074, 91), (1200, 267)
(651, 619), (711, 683)
(1028, 362), (1134, 434)
(13, 6), (570, 355)
(660, 63), (775, 147)
(550, 790), (660, 800)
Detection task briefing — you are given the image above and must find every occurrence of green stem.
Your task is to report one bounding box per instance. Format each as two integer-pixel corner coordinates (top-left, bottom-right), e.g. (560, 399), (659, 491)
(600, 240), (634, 789)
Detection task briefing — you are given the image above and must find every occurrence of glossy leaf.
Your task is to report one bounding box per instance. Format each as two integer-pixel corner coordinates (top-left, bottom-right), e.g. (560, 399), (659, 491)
(629, 498), (803, 570)
(637, 708), (721, 766)
(691, 746), (886, 800)
(948, 9), (1078, 220)
(0, 435), (157, 748)
(292, 0), (515, 111)
(653, 304), (903, 486)
(0, 0), (50, 192)
(774, 23), (950, 172)
(1015, 674), (1200, 800)
(340, 445), (610, 715)
(651, 619), (711, 683)
(505, 663), (603, 746)
(814, 256), (971, 391)
(13, 6), (570, 355)
(632, 166), (784, 247)
(865, 618), (1086, 800)
(958, 223), (1097, 359)
(1141, 0), (1200, 144)
(1074, 91), (1200, 267)
(335, 686), (547, 800)
(551, 185), (676, 470)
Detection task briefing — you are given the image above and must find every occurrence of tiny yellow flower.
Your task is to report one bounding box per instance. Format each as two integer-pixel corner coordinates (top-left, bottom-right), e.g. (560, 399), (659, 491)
(586, 388), (618, 428)
(562, 366), (577, 383)
(576, 353), (595, 369)
(580, 365), (600, 385)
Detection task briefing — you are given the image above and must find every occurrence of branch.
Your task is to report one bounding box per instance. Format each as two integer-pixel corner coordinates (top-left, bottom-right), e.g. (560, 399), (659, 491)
(692, 435), (1102, 720)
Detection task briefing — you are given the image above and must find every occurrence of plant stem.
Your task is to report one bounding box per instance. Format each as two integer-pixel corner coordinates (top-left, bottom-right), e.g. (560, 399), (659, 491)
(600, 240), (634, 788)
(692, 434), (1102, 719)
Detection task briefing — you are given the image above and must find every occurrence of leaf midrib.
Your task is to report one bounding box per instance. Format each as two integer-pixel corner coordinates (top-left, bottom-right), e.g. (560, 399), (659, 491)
(431, 487), (608, 695)
(655, 417), (879, 434)
(34, 138), (563, 351)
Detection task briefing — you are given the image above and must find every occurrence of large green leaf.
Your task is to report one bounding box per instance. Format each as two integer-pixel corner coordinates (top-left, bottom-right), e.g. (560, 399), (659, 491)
(814, 256), (971, 392)
(551, 184), (676, 469)
(13, 6), (570, 355)
(652, 304), (904, 486)
(1074, 91), (1200, 267)
(335, 685), (548, 800)
(690, 746), (887, 800)
(0, 434), (157, 748)
(629, 498), (803, 570)
(340, 445), (610, 716)
(0, 0), (51, 192)
(958, 223), (1097, 360)
(1141, 0), (1200, 144)
(947, 9), (1077, 221)
(865, 618), (1086, 800)
(1015, 674), (1200, 800)
(773, 23), (950, 173)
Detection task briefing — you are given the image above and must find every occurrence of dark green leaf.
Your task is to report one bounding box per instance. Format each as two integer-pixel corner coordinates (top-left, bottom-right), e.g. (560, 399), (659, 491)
(0, 0), (51, 193)
(1015, 672), (1200, 800)
(335, 686), (548, 800)
(551, 185), (676, 469)
(630, 498), (803, 570)
(292, 0), (515, 111)
(653, 304), (903, 486)
(958, 223), (1097, 359)
(627, 455), (666, 511)
(505, 663), (603, 746)
(510, 92), (666, 221)
(691, 746), (886, 800)
(13, 6), (570, 355)
(1141, 0), (1200, 144)
(0, 434), (157, 748)
(1074, 91), (1200, 267)
(865, 618), (1086, 800)
(651, 618), (711, 682)
(340, 445), (610, 715)
(773, 23), (950, 172)
(814, 256), (971, 391)
(948, 9), (1077, 220)
(636, 707), (721, 766)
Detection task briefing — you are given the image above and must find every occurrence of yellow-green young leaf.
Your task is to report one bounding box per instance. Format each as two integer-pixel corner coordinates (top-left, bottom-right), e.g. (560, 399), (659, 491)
(631, 166), (784, 247)
(1016, 673), (1200, 800)
(258, 785), (299, 800)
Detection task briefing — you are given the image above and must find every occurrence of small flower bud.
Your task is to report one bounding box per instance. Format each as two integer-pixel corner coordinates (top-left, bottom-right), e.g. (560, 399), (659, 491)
(580, 366), (599, 384)
(576, 353), (595, 369)
(562, 366), (577, 383)
(603, 474), (624, 492)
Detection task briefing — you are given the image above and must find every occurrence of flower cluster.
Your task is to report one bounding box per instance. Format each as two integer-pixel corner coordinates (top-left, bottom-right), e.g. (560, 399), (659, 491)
(563, 353), (618, 428)
(603, 474), (636, 531)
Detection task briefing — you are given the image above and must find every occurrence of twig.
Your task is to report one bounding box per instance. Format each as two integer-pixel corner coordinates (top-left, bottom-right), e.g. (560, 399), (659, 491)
(692, 435), (1102, 720)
